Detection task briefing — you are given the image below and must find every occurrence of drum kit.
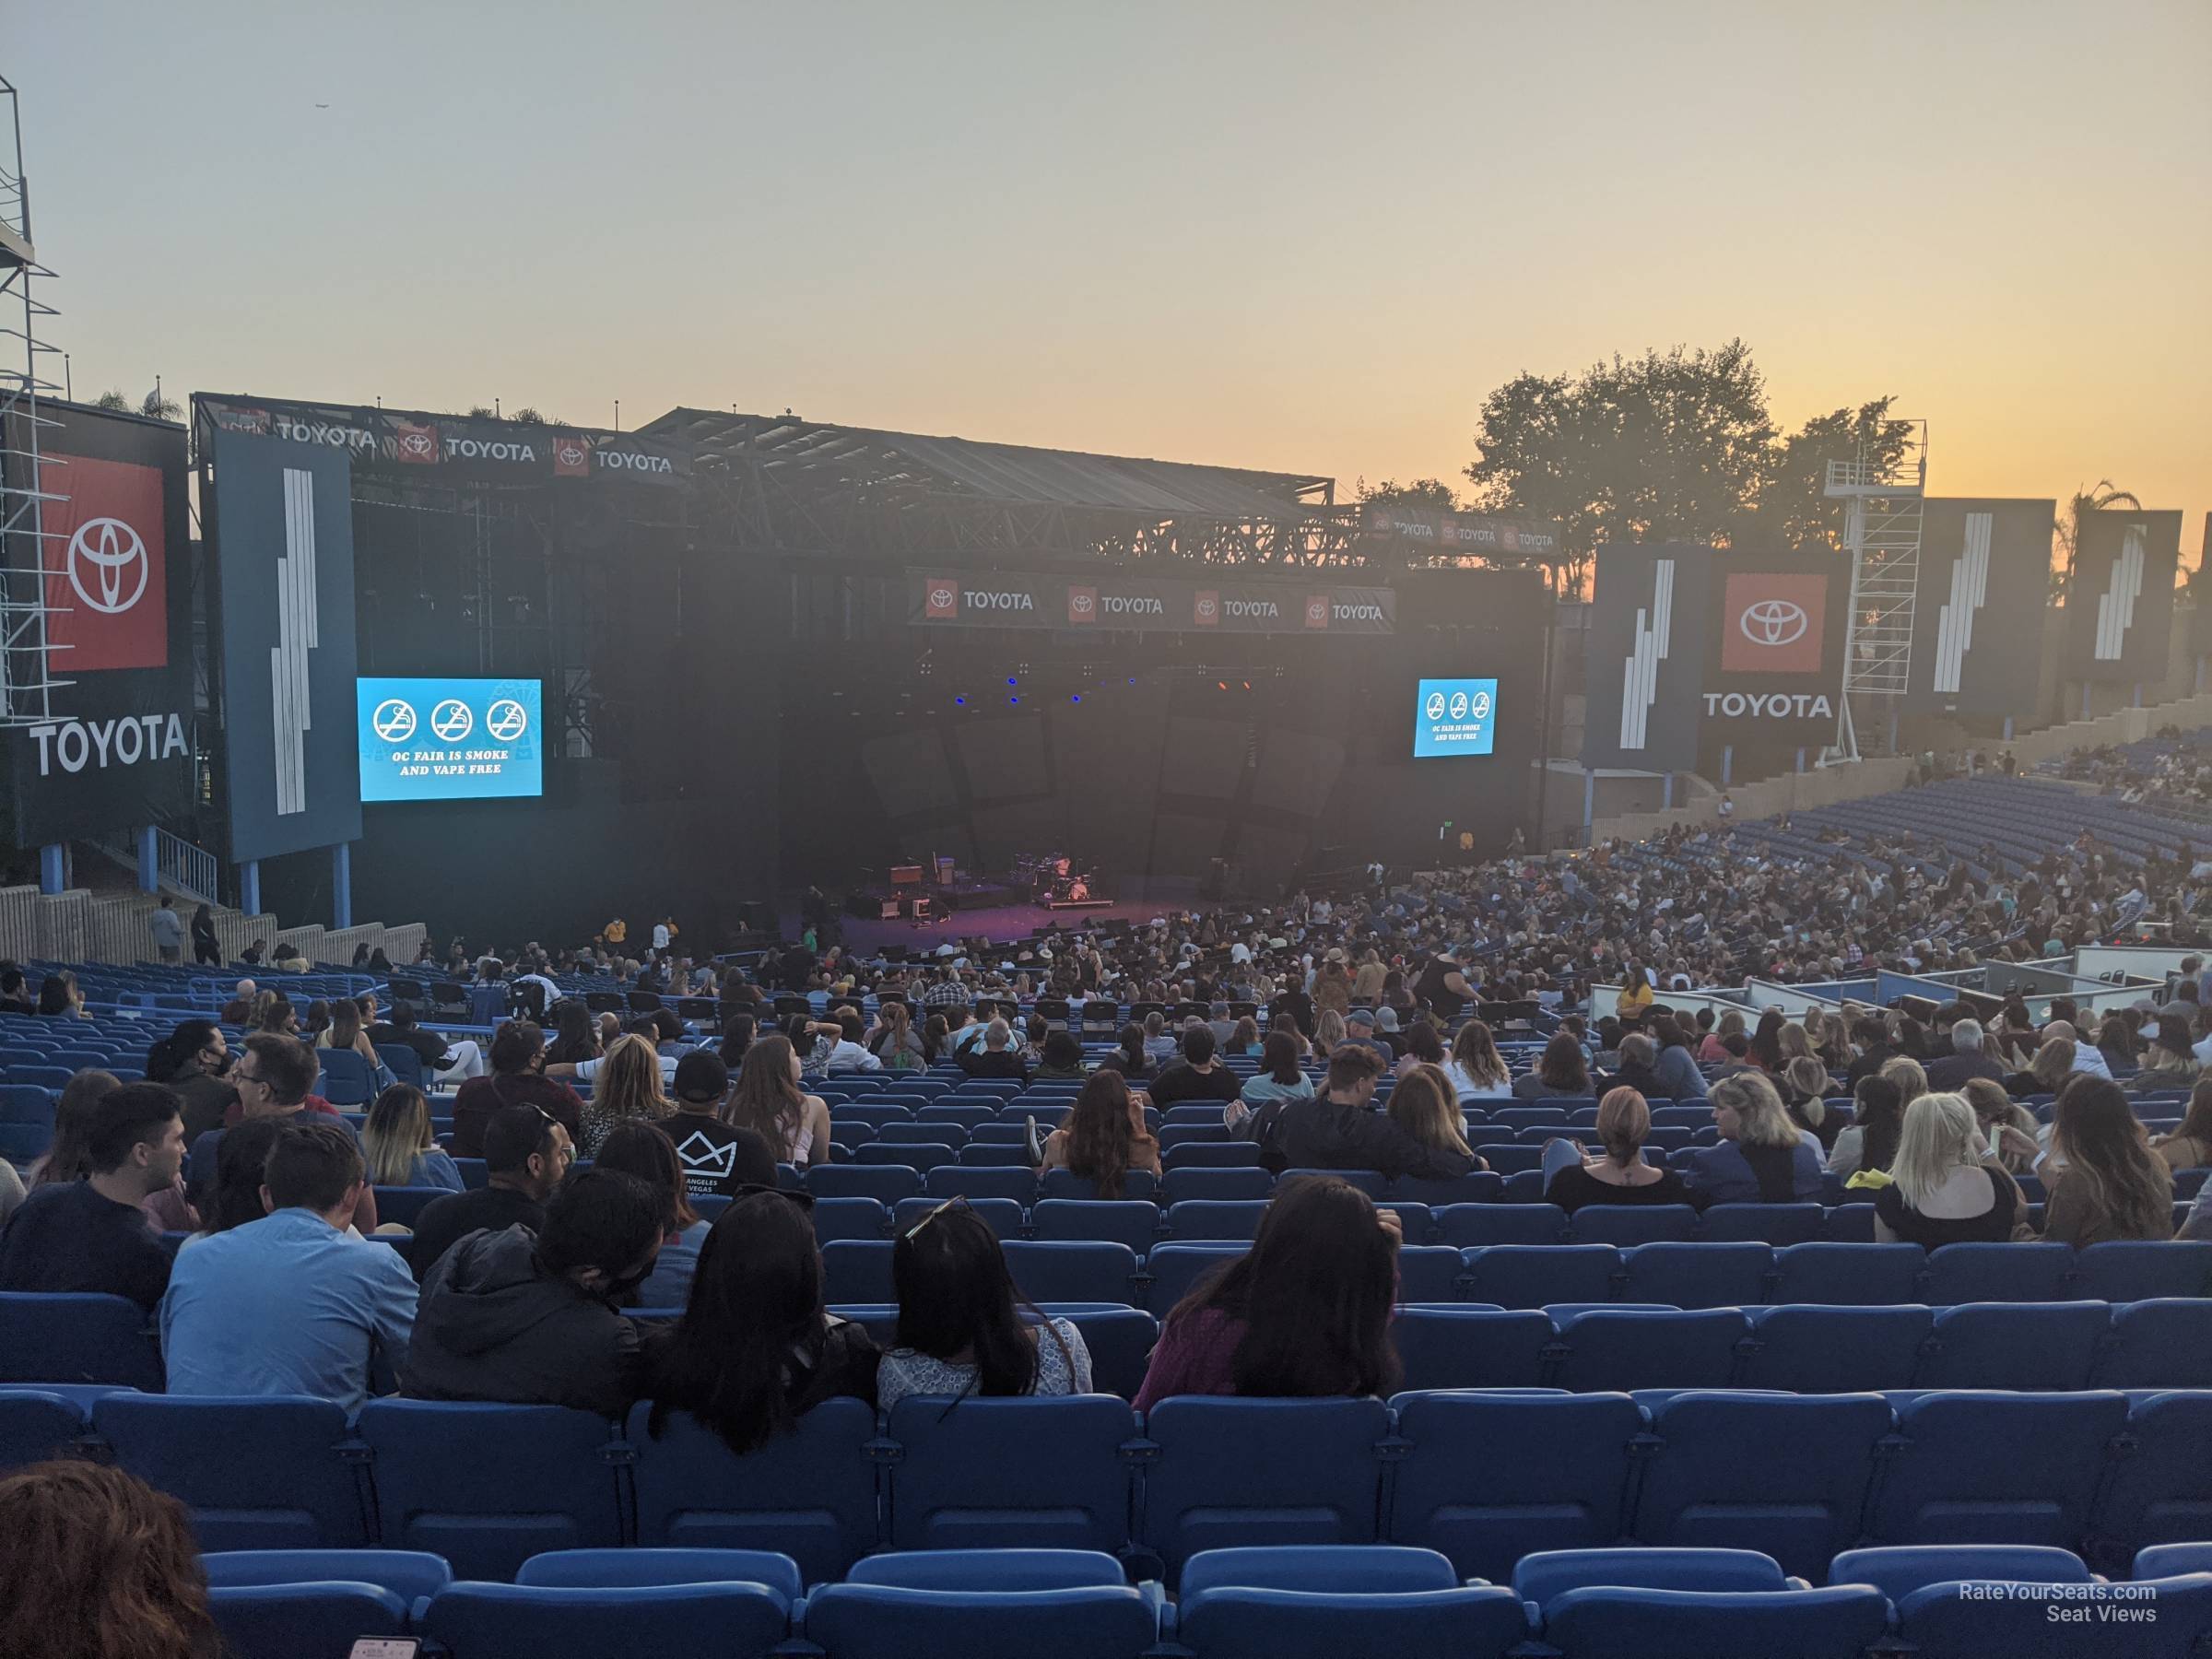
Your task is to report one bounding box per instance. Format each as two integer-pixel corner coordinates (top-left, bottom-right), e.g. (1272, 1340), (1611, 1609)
(1018, 851), (1095, 904)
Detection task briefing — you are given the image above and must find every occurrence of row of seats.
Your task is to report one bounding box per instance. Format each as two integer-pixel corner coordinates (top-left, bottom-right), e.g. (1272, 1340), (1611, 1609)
(194, 1541), (2212, 1659)
(11, 1388), (2209, 1586)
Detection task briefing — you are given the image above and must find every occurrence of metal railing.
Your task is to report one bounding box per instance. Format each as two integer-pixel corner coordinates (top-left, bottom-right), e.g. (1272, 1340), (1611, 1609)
(88, 827), (220, 906)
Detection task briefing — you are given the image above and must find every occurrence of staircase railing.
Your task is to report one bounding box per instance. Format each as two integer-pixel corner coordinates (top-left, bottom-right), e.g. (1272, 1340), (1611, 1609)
(87, 828), (221, 906)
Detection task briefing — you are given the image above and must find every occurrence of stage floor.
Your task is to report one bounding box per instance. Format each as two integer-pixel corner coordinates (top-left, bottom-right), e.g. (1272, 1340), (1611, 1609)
(781, 878), (1199, 955)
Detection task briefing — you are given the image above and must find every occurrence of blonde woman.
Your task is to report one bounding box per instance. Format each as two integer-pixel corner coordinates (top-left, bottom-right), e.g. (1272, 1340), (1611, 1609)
(725, 1033), (833, 1169)
(1688, 1073), (1822, 1204)
(2011, 1037), (2077, 1101)
(1873, 1091), (2018, 1247)
(1444, 1019), (1513, 1102)
(360, 1084), (464, 1190)
(1350, 949), (1388, 1005)
(1385, 1065), (1484, 1169)
(1312, 1008), (1347, 1060)
(2152, 1077), (2212, 1173)
(1777, 1023), (1816, 1066)
(1960, 1077), (2042, 1175)
(1878, 1054), (1929, 1107)
(2126, 1017), (2200, 1096)
(577, 1033), (671, 1158)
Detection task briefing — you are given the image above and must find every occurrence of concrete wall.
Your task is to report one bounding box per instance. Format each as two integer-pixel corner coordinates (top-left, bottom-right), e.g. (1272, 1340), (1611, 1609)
(0, 885), (426, 971)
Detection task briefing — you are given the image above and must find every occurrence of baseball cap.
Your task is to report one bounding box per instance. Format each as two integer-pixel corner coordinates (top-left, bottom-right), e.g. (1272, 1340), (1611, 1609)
(1346, 1008), (1376, 1028)
(673, 1049), (730, 1104)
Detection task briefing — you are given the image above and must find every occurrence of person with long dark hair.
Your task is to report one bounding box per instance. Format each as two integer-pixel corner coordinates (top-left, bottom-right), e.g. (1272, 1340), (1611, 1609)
(1038, 1069), (1159, 1197)
(592, 1121), (710, 1308)
(1512, 1031), (1591, 1100)
(544, 1000), (601, 1067)
(877, 1201), (1092, 1407)
(184, 1116), (288, 1241)
(1134, 1176), (1400, 1408)
(1093, 1022), (1154, 1082)
(1828, 1074), (1906, 1180)
(189, 902), (221, 968)
(2043, 1076), (2175, 1245)
(724, 1034), (833, 1168)
(646, 1188), (878, 1454)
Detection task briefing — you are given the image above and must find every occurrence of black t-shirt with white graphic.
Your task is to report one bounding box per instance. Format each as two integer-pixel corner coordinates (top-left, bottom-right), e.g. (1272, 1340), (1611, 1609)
(665, 1112), (779, 1198)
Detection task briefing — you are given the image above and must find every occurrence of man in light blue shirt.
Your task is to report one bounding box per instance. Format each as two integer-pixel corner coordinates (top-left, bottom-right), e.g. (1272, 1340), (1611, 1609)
(161, 1121), (417, 1415)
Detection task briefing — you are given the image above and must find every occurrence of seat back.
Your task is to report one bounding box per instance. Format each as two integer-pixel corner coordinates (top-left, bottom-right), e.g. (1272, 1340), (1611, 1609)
(514, 1547), (801, 1601)
(1619, 1241), (1773, 1309)
(1435, 1204), (1567, 1246)
(1173, 1585), (1527, 1659)
(1924, 1241), (2075, 1303)
(1737, 1305), (1932, 1394)
(210, 1583), (408, 1659)
(1543, 1585), (1890, 1659)
(2093, 1299), (2212, 1389)
(421, 1582), (790, 1659)
(1771, 1242), (1925, 1305)
(1896, 1572), (2212, 1659)
(1914, 1301), (2110, 1391)
(2073, 1241), (2212, 1302)
(1867, 1390), (2131, 1550)
(844, 1547), (1124, 1591)
(1512, 1546), (1788, 1609)
(799, 1583), (1159, 1659)
(1827, 1543), (2091, 1603)
(1001, 1241), (1138, 1305)
(0, 1291), (162, 1389)
(95, 1394), (368, 1549)
(1553, 1309), (1747, 1392)
(885, 1395), (1135, 1553)
(1181, 1543), (1459, 1595)
(317, 1046), (376, 1107)
(202, 1548), (453, 1604)
(2091, 1391), (2212, 1567)
(1461, 1244), (1619, 1309)
(1393, 1308), (1553, 1391)
(1567, 1205), (1700, 1246)
(0, 1386), (93, 1470)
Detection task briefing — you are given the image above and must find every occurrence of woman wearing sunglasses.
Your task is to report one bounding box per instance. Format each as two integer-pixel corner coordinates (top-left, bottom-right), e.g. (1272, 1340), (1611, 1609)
(877, 1200), (1093, 1408)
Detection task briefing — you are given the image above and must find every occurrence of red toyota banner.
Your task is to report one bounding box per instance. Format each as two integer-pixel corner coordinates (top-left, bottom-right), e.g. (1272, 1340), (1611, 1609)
(41, 451), (170, 671)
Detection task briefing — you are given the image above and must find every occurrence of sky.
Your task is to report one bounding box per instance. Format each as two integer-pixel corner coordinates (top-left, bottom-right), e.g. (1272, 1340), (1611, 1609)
(17, 1), (2212, 557)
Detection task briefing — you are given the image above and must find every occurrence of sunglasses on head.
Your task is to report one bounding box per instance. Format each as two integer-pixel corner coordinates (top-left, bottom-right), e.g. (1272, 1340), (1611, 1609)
(901, 1194), (968, 1239)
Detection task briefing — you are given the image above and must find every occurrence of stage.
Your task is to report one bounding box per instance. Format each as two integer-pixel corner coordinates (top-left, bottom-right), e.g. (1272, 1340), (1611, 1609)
(782, 878), (1202, 955)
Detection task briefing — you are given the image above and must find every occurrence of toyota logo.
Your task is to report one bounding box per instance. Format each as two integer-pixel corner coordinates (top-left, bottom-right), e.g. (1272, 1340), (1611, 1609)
(1740, 599), (1809, 646)
(1308, 598), (1329, 622)
(371, 699), (418, 743)
(1195, 596), (1218, 619)
(929, 586), (955, 608)
(429, 700), (474, 742)
(65, 517), (150, 615)
(399, 430), (436, 458)
(486, 699), (529, 742)
(1071, 593), (1094, 614)
(1448, 690), (1469, 720)
(556, 442), (586, 466)
(1424, 691), (1446, 720)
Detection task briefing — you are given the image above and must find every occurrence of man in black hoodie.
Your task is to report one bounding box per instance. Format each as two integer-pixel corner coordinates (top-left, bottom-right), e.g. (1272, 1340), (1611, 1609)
(401, 1169), (664, 1417)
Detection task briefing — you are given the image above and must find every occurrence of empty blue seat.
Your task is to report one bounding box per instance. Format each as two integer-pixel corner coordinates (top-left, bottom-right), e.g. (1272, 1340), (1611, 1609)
(1512, 1546), (1790, 1609)
(1925, 1241), (2075, 1303)
(2073, 1241), (2212, 1302)
(801, 1584), (1158, 1659)
(1388, 1390), (1641, 1580)
(0, 1386), (93, 1468)
(1827, 1543), (2092, 1602)
(1390, 1172), (1506, 1206)
(1736, 1305), (1933, 1394)
(878, 1121), (970, 1146)
(1552, 1309), (1748, 1393)
(422, 1582), (790, 1659)
(369, 1185), (447, 1229)
(1141, 1243), (1246, 1314)
(1771, 1242), (1925, 1305)
(627, 1399), (878, 1584)
(1699, 1203), (1824, 1245)
(1821, 1204), (1878, 1241)
(515, 1547), (801, 1601)
(1042, 1169), (1159, 1202)
(1174, 1583), (1526, 1659)
(2095, 1300), (2212, 1389)
(1395, 1245), (1465, 1303)
(1542, 1585), (1889, 1659)
(1057, 1307), (1160, 1400)
(1031, 1200), (1159, 1253)
(1867, 1390), (2131, 1549)
(844, 1548), (1125, 1591)
(921, 1165), (1038, 1205)
(886, 1395), (1135, 1553)
(1435, 1204), (1567, 1246)
(1166, 1200), (1270, 1241)
(2136, 1543), (2212, 1579)
(856, 1141), (959, 1171)
(812, 1196), (890, 1245)
(918, 1103), (996, 1131)
(1159, 1143), (1265, 1170)
(1182, 1544), (1460, 1594)
(806, 1166), (925, 1204)
(95, 1394), (368, 1548)
(356, 1400), (624, 1581)
(821, 1240), (896, 1304)
(1632, 1391), (1893, 1580)
(316, 1046), (376, 1106)
(2093, 1391), (2212, 1563)
(1462, 1244), (1619, 1309)
(1914, 1301), (2111, 1392)
(210, 1583), (408, 1659)
(1139, 1397), (1389, 1583)
(1158, 1168), (1273, 1204)
(202, 1548), (453, 1604)
(0, 1291), (162, 1389)
(1568, 1205), (1700, 1246)
(1894, 1571), (2212, 1659)
(1279, 1167), (1388, 1196)
(830, 1104), (914, 1131)
(1001, 1241), (1137, 1304)
(1619, 1241), (1773, 1309)
(1393, 1308), (1553, 1390)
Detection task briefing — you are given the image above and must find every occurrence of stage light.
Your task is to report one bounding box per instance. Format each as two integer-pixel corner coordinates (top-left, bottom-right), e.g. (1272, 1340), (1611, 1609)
(1241, 680), (1251, 690)
(1217, 680), (1228, 691)
(954, 697), (966, 706)
(1008, 677), (1018, 686)
(1070, 694), (1081, 703)
(1009, 695), (1020, 704)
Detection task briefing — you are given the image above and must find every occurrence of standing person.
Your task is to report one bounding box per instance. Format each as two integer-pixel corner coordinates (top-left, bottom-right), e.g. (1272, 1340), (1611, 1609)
(159, 1123), (418, 1413)
(1036, 1069), (1160, 1197)
(724, 1035), (833, 1170)
(189, 902), (221, 967)
(0, 1463), (224, 1659)
(147, 896), (185, 965)
(2041, 1077), (2176, 1245)
(0, 1084), (184, 1312)
(876, 1201), (1093, 1407)
(407, 1105), (575, 1279)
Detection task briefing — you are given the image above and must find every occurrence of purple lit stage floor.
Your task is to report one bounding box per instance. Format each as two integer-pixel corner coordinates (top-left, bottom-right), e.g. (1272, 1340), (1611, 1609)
(781, 880), (1200, 954)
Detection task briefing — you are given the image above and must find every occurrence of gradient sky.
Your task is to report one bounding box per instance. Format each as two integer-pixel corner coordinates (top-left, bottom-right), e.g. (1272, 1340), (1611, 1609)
(18, 1), (2211, 555)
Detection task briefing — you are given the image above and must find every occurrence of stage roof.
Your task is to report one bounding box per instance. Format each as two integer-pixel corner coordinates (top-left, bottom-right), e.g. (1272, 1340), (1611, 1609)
(645, 408), (1336, 520)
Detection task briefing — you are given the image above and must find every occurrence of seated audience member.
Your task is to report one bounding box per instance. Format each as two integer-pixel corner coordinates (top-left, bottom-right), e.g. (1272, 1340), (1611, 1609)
(664, 1049), (779, 1198)
(0, 1084), (183, 1312)
(148, 1019), (237, 1142)
(317, 997), (386, 1078)
(877, 1200), (1093, 1407)
(2007, 1036), (2076, 1101)
(1337, 1008), (1393, 1065)
(1879, 1054), (1930, 1107)
(1231, 1031), (1315, 1129)
(571, 1034), (673, 1159)
(1780, 1056), (1844, 1150)
(403, 1169), (664, 1415)
(188, 1118), (288, 1241)
(367, 1003), (485, 1087)
(1646, 1013), (1710, 1100)
(1959, 1076), (2042, 1175)
(544, 1001), (602, 1067)
(2127, 1016), (2201, 1095)
(725, 1034), (833, 1169)
(592, 1122), (710, 1309)
(451, 1021), (585, 1156)
(1512, 1031), (1593, 1100)
(1268, 1046), (1474, 1180)
(1310, 1008), (1347, 1060)
(1601, 1031), (1666, 1098)
(1386, 1063), (1488, 1172)
(1827, 1073), (1906, 1181)
(1147, 1026), (1242, 1108)
(1393, 1018), (1446, 1080)
(188, 1033), (377, 1233)
(361, 1084), (465, 1192)
(1541, 1087), (1698, 1213)
(1140, 1010), (1178, 1069)
(1038, 1069), (1160, 1196)
(0, 1462), (222, 1659)
(2042, 1019), (2112, 1081)
(955, 1018), (1030, 1082)
(1228, 1015), (1263, 1059)
(2041, 1076), (2176, 1245)
(37, 969), (88, 1018)
(1688, 1073), (1822, 1204)
(1443, 1019), (1513, 1102)
(160, 1123), (418, 1413)
(1923, 1018), (2007, 1091)
(646, 1187), (878, 1453)
(2153, 1077), (2212, 1172)
(1873, 1089), (2020, 1246)
(218, 978), (257, 1025)
(409, 1105), (574, 1278)
(1135, 1175), (1400, 1409)
(1031, 1030), (1088, 1081)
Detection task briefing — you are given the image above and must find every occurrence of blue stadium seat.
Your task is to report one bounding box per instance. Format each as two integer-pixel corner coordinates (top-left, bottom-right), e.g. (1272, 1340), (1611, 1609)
(1159, 1143), (1265, 1169)
(895, 1196), (1024, 1241)
(2072, 1241), (2212, 1302)
(369, 1184), (447, 1229)
(1820, 1203), (1878, 1241)
(2094, 1300), (2212, 1389)
(1031, 1200), (1159, 1253)
(515, 1548), (801, 1600)
(1043, 1169), (1159, 1202)
(885, 1395), (1135, 1553)
(1867, 1390), (2131, 1549)
(812, 1196), (890, 1245)
(1771, 1242), (1925, 1304)
(1736, 1305), (1933, 1394)
(95, 1394), (369, 1548)
(1181, 1544), (1460, 1594)
(1390, 1172), (1507, 1206)
(1279, 1167), (1388, 1196)
(1165, 1200), (1270, 1241)
(1552, 1309), (1748, 1393)
(1631, 1391), (1893, 1580)
(1827, 1543), (2092, 1602)
(1138, 1397), (1389, 1583)
(627, 1399), (879, 1583)
(1567, 1205), (1700, 1246)
(1925, 1241), (2075, 1303)
(315, 1046), (376, 1107)
(1396, 1245), (1465, 1303)
(1619, 1241), (1773, 1309)
(1435, 1203), (1568, 1246)
(421, 1582), (790, 1659)
(822, 1241), (897, 1304)
(0, 1385), (95, 1468)
(1512, 1547), (1791, 1609)
(1002, 1241), (1138, 1305)
(806, 1166), (925, 1204)
(1056, 1307), (1159, 1400)
(800, 1584), (1158, 1659)
(0, 1291), (162, 1389)
(202, 1548), (454, 1604)
(209, 1583), (409, 1659)
(356, 1400), (625, 1581)
(879, 1122), (970, 1146)
(1461, 1244), (1619, 1308)
(1173, 1582), (1527, 1659)
(1158, 1167), (1273, 1204)
(1388, 1390), (1641, 1580)
(376, 1043), (426, 1089)
(1699, 1203), (1825, 1245)
(2136, 1543), (2212, 1579)
(1893, 1572), (2212, 1659)
(2092, 1391), (2212, 1564)
(919, 1104), (997, 1131)
(1393, 1308), (1554, 1391)
(857, 1141), (959, 1171)
(1540, 1585), (1889, 1659)
(1913, 1301), (2111, 1392)
(1141, 1243), (1246, 1314)
(844, 1548), (1125, 1590)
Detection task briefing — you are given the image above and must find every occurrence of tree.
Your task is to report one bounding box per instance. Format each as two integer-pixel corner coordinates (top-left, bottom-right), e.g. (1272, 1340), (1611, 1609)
(1356, 476), (1459, 512)
(1753, 397), (1918, 553)
(89, 386), (179, 420)
(1464, 340), (1776, 592)
(92, 389), (131, 412)
(2056, 479), (2141, 593)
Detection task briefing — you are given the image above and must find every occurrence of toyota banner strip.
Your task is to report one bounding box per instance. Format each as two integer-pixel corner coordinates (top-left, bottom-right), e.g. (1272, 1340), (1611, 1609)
(907, 571), (1396, 634)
